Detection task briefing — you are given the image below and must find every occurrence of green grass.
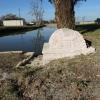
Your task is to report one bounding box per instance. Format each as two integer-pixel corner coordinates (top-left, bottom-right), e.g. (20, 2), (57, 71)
(76, 24), (100, 35)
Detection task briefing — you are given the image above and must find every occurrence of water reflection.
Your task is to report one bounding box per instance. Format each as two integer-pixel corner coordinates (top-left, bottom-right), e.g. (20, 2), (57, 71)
(0, 31), (25, 37)
(32, 29), (44, 54)
(0, 27), (56, 53)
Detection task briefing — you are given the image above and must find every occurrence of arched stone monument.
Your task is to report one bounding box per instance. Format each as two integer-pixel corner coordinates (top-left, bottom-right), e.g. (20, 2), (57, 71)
(42, 28), (95, 64)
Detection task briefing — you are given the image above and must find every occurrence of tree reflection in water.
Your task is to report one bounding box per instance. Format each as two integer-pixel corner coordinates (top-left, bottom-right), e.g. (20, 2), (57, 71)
(32, 28), (44, 55)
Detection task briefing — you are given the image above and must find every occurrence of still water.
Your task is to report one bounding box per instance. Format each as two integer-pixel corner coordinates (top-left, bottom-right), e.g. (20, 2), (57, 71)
(0, 27), (56, 53)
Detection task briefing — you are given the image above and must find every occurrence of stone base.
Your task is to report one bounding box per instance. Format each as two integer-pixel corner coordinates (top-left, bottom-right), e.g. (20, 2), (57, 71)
(42, 43), (95, 64)
(42, 28), (95, 65)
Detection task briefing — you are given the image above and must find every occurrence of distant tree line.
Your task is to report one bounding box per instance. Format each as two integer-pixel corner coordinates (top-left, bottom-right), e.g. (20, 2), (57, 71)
(0, 13), (25, 20)
(95, 18), (100, 25)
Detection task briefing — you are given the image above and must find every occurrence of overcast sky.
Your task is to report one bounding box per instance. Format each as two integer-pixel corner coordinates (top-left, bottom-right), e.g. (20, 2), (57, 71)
(0, 0), (100, 22)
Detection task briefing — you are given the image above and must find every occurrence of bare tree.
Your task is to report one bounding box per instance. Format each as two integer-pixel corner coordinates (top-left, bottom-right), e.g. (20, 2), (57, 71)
(30, 0), (44, 26)
(41, 0), (86, 29)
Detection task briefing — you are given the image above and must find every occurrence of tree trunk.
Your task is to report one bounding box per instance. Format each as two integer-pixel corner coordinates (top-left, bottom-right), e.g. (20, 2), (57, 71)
(54, 0), (75, 29)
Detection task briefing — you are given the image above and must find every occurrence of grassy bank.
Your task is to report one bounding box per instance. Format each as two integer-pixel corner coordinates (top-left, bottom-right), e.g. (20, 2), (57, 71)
(0, 25), (45, 34)
(0, 24), (100, 100)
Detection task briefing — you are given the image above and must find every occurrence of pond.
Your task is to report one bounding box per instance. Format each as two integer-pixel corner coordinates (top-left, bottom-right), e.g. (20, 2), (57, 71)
(0, 27), (56, 54)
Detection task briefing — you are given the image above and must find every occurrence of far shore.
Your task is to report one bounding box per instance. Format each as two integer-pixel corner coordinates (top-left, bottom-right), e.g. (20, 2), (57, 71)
(0, 25), (45, 33)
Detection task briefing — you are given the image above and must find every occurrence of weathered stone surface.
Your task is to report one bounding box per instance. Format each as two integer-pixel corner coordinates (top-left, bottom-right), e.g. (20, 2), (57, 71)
(42, 28), (95, 64)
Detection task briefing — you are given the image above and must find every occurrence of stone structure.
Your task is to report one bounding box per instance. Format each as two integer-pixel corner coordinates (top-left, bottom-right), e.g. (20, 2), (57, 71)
(42, 28), (95, 64)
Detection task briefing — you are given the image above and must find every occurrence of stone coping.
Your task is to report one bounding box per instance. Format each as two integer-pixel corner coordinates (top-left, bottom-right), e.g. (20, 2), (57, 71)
(0, 51), (23, 54)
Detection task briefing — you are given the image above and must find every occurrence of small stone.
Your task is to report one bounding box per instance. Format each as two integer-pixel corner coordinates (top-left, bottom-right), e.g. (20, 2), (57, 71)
(24, 52), (34, 56)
